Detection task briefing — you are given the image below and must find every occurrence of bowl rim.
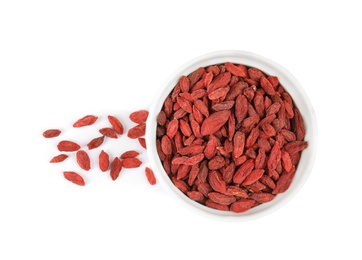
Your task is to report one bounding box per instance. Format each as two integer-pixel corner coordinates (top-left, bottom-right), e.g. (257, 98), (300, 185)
(146, 50), (318, 221)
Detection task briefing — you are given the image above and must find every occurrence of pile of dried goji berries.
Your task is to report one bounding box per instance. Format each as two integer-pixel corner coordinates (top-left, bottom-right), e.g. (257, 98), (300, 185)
(156, 62), (308, 213)
(43, 111), (156, 186)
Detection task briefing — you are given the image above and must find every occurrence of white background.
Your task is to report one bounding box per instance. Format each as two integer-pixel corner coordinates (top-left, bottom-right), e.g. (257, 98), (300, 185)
(0, 0), (361, 259)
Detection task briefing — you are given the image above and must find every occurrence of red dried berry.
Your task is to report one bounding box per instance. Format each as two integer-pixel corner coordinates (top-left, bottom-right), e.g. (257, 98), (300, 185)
(73, 115), (98, 128)
(63, 171), (85, 186)
(230, 199), (255, 213)
(127, 123), (146, 139)
(49, 154), (68, 163)
(57, 140), (80, 152)
(138, 138), (147, 149)
(145, 167), (156, 185)
(122, 158), (142, 168)
(120, 150), (140, 159)
(43, 129), (61, 138)
(110, 157), (122, 181)
(99, 150), (109, 172)
(76, 150), (91, 171)
(129, 110), (149, 124)
(87, 136), (105, 150)
(108, 115), (124, 135)
(99, 127), (118, 138)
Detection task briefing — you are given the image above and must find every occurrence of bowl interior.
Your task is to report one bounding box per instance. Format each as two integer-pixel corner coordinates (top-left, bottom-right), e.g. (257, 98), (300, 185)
(146, 50), (317, 221)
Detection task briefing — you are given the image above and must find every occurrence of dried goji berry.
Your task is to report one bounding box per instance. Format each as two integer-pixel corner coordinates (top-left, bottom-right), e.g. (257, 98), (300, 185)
(108, 115), (124, 135)
(207, 72), (231, 93)
(99, 150), (109, 172)
(76, 150), (91, 171)
(260, 77), (276, 96)
(50, 154), (68, 163)
(242, 169), (265, 185)
(230, 199), (255, 213)
(248, 68), (264, 81)
(205, 199), (229, 211)
(249, 192), (274, 203)
(208, 192), (236, 205)
(138, 138), (147, 149)
(187, 191), (204, 202)
(172, 178), (190, 193)
(233, 159), (255, 184)
(225, 186), (248, 198)
(57, 140), (80, 152)
(145, 167), (156, 185)
(129, 110), (149, 124)
(179, 75), (190, 92)
(166, 119), (179, 139)
(200, 110), (231, 136)
(87, 136), (105, 150)
(208, 170), (226, 193)
(43, 129), (61, 138)
(171, 153), (204, 165)
(73, 115), (98, 128)
(273, 172), (295, 194)
(122, 158), (142, 168)
(225, 62), (248, 77)
(63, 171), (85, 186)
(99, 127), (118, 138)
(120, 150), (140, 159)
(110, 157), (122, 181)
(127, 123), (146, 139)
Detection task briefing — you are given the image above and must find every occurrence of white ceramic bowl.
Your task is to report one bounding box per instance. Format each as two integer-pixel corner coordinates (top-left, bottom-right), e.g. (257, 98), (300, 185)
(146, 50), (317, 221)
